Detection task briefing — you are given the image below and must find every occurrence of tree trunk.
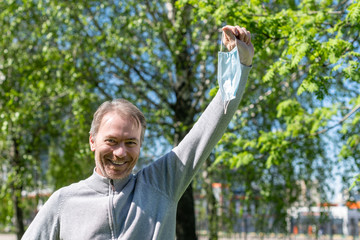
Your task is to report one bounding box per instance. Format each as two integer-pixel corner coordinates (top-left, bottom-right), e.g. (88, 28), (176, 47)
(203, 157), (218, 240)
(13, 191), (25, 240)
(172, 3), (200, 236)
(176, 184), (198, 240)
(205, 179), (218, 240)
(11, 137), (25, 239)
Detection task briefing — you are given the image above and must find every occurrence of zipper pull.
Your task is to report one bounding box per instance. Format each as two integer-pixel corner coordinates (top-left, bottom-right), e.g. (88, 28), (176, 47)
(110, 179), (115, 192)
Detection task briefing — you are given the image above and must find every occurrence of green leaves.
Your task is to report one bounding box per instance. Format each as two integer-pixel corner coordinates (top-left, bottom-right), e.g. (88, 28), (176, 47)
(1, 0), (359, 236)
(346, 1), (360, 24)
(0, 0), (103, 232)
(209, 0), (360, 233)
(276, 99), (303, 119)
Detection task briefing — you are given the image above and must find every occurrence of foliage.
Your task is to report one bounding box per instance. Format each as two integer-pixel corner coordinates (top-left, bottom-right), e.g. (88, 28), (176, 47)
(210, 0), (360, 233)
(1, 0), (359, 238)
(0, 0), (99, 234)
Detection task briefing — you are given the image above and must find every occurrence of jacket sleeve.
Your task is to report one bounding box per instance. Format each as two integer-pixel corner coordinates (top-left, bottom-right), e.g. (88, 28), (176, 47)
(141, 64), (251, 201)
(21, 190), (61, 240)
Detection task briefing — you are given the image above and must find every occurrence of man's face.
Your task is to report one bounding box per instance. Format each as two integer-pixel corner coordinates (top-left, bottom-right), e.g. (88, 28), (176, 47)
(89, 111), (142, 180)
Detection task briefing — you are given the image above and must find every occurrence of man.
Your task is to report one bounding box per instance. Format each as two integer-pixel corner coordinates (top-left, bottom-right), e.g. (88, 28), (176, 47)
(22, 25), (254, 240)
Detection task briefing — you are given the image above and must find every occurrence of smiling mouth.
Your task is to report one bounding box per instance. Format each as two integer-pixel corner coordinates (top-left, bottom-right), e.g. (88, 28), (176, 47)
(108, 159), (127, 167)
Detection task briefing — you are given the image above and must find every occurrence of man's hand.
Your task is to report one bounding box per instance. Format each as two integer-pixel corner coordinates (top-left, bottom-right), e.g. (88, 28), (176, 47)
(222, 25), (254, 66)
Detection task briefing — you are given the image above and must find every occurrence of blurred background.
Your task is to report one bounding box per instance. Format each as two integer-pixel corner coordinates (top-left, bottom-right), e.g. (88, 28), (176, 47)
(1, 0), (359, 239)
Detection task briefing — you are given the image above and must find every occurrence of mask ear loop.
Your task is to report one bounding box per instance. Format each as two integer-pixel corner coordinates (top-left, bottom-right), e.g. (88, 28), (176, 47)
(220, 31), (224, 52)
(219, 30), (231, 114)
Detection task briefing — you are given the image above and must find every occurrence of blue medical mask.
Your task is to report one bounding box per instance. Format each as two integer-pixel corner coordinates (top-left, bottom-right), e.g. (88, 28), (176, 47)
(218, 36), (242, 114)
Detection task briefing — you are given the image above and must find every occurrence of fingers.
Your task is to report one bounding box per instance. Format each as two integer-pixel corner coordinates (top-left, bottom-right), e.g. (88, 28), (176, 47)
(221, 25), (254, 65)
(222, 25), (251, 45)
(235, 26), (251, 45)
(222, 25), (236, 51)
(222, 25), (236, 41)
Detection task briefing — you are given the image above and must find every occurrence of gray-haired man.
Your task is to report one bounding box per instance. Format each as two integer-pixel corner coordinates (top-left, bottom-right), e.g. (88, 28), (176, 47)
(22, 25), (254, 240)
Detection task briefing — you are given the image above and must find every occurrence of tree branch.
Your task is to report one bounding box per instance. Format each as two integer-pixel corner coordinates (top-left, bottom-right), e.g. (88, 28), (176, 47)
(312, 104), (360, 136)
(110, 72), (161, 109)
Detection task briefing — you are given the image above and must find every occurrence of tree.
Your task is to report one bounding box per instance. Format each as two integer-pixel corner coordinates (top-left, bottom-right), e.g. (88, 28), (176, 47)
(1, 0), (359, 239)
(0, 1), (100, 238)
(210, 0), (360, 234)
(1, 0), (221, 238)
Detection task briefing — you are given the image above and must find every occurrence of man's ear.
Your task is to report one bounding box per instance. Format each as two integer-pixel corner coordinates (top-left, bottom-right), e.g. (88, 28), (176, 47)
(89, 135), (96, 152)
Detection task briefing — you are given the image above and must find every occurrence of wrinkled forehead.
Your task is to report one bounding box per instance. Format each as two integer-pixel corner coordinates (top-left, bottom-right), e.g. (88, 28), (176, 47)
(102, 110), (141, 130)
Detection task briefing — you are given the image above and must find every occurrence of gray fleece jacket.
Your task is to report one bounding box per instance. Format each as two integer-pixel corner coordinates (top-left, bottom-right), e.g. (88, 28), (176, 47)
(22, 64), (251, 240)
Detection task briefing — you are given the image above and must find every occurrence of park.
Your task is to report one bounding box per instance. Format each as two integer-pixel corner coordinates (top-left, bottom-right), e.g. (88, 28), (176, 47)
(0, 0), (359, 239)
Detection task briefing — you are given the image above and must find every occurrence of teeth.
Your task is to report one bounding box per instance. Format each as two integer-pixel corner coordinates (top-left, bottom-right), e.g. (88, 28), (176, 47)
(114, 162), (125, 165)
(110, 160), (125, 165)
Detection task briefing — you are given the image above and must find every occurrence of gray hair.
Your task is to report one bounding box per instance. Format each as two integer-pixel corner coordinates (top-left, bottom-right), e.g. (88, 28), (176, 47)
(89, 99), (146, 144)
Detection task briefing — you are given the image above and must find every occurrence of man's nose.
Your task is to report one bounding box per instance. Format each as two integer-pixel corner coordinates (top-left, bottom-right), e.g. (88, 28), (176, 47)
(113, 143), (126, 158)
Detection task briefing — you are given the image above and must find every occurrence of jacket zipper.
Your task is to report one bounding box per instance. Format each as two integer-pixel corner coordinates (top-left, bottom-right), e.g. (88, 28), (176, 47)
(109, 179), (116, 240)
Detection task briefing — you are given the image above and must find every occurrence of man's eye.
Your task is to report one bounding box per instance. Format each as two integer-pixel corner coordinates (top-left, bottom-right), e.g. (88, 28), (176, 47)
(106, 139), (116, 144)
(126, 141), (137, 146)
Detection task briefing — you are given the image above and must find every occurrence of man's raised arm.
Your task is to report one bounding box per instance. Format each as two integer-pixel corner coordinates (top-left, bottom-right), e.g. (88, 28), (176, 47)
(161, 26), (255, 200)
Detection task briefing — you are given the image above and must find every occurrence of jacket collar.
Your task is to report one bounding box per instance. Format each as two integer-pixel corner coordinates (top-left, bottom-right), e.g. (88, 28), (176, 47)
(85, 169), (131, 195)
